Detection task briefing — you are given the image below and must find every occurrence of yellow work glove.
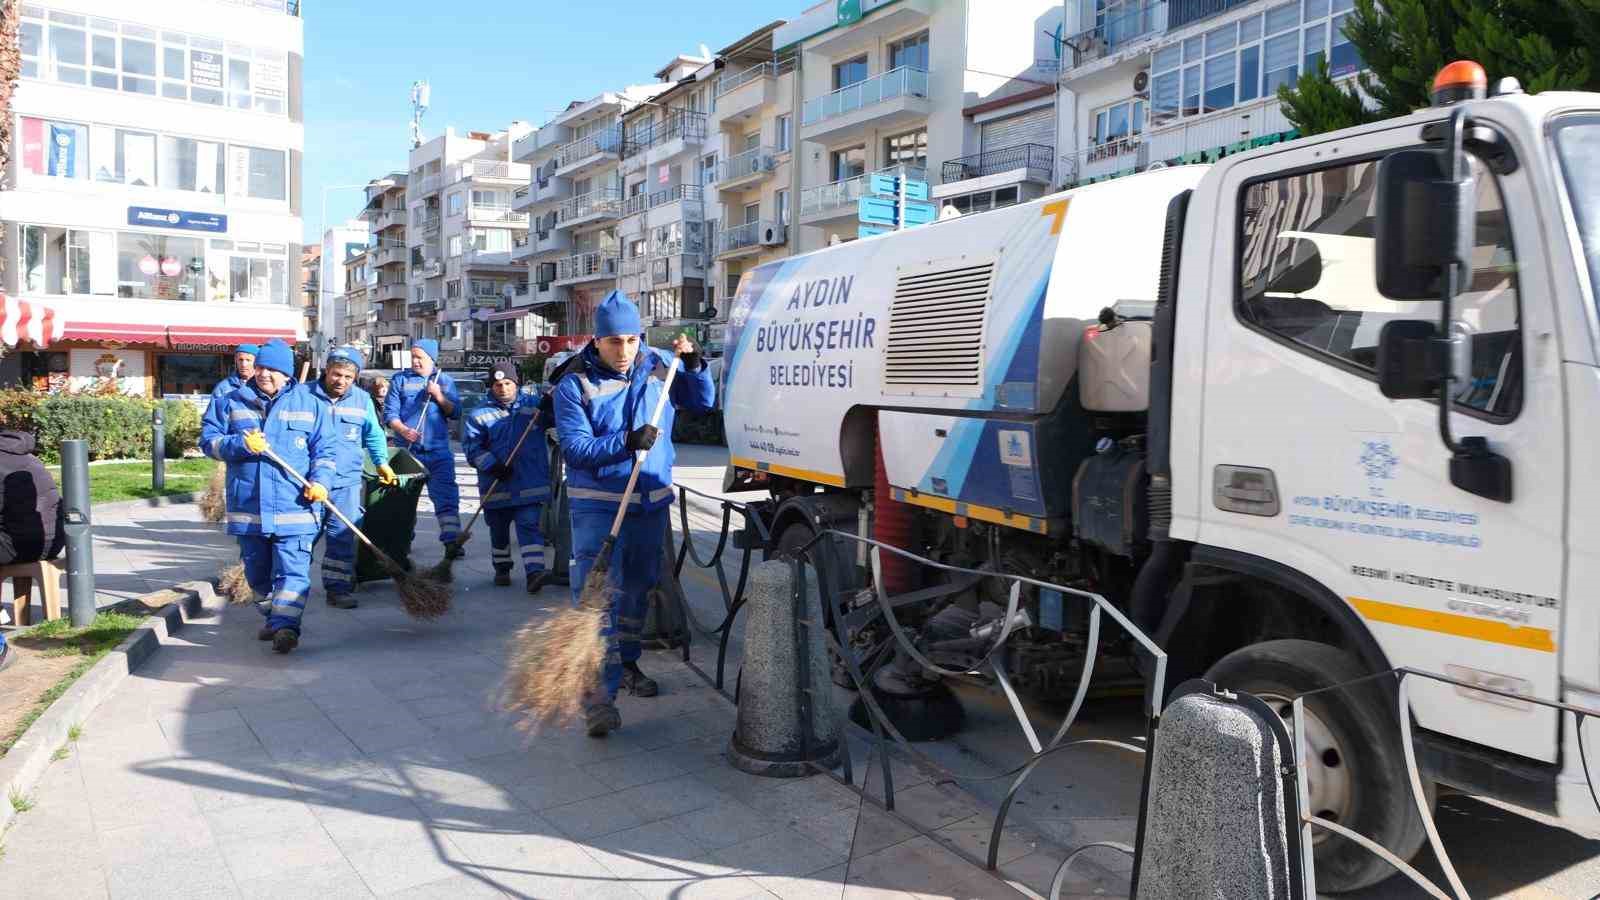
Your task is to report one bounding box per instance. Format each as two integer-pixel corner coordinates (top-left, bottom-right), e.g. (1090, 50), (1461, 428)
(376, 464), (398, 486)
(303, 482), (329, 504)
(243, 430), (269, 455)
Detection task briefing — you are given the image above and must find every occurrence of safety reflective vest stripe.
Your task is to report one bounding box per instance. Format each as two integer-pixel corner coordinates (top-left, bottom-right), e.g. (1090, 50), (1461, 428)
(567, 485), (674, 505)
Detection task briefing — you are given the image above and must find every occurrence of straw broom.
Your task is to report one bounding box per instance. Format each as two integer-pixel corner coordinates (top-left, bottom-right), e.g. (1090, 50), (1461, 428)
(199, 463), (227, 523)
(259, 444), (452, 620)
(429, 408), (542, 583)
(217, 561), (256, 604)
(504, 354), (680, 727)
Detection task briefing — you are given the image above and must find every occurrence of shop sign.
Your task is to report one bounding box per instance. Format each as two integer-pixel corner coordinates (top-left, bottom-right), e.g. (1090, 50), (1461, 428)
(190, 51), (223, 89)
(463, 350), (515, 368)
(435, 351), (465, 369)
(521, 334), (592, 355)
(127, 206), (229, 234)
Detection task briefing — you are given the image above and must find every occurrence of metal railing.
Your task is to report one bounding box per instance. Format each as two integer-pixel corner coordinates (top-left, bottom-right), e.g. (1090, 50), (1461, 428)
(720, 147), (777, 183)
(464, 159), (529, 181)
(556, 188), (623, 225)
(467, 206), (530, 225)
(623, 111), (709, 159)
(801, 66), (929, 127)
(648, 183), (702, 210)
(714, 58), (795, 97)
(555, 252), (619, 282)
(413, 173), (442, 196)
(942, 143), (1054, 184)
(1168, 0), (1252, 30)
(1062, 1), (1168, 68)
(718, 219), (780, 254)
(800, 165), (926, 217)
(555, 128), (624, 169)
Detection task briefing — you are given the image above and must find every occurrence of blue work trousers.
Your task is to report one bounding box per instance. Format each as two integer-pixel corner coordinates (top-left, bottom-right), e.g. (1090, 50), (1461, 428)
(239, 533), (315, 635)
(415, 445), (461, 544)
(570, 505), (667, 702)
(487, 504), (545, 575)
(317, 482), (362, 597)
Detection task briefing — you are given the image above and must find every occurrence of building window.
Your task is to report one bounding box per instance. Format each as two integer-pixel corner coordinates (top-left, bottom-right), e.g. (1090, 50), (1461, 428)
(776, 189), (790, 227)
(114, 129), (158, 187)
(833, 55), (867, 90)
(1149, 0), (1359, 128)
(743, 202), (760, 225)
(232, 145), (286, 200)
(448, 192), (464, 216)
(446, 279), (461, 299)
(701, 153), (717, 186)
(160, 136), (225, 193)
(116, 232), (204, 301)
(448, 235), (463, 257)
(775, 115), (792, 153)
(830, 146), (866, 182)
(228, 255), (285, 304)
(1091, 100), (1144, 148)
(888, 31), (929, 71)
(20, 118), (89, 179)
(20, 225), (113, 295)
(883, 130), (928, 171)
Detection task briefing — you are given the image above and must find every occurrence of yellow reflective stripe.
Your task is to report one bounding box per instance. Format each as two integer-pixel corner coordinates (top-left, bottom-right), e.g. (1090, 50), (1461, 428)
(889, 487), (1048, 535)
(1349, 596), (1556, 653)
(729, 455), (846, 488)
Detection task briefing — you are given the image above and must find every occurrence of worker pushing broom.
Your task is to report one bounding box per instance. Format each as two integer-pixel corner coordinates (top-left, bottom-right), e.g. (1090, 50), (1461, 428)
(504, 291), (715, 737)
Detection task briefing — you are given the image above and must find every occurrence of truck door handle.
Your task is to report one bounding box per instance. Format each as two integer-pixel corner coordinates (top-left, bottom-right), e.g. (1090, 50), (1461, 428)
(1214, 465), (1281, 517)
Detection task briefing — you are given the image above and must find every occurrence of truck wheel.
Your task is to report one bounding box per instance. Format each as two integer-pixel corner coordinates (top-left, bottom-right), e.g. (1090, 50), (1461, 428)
(1203, 640), (1433, 893)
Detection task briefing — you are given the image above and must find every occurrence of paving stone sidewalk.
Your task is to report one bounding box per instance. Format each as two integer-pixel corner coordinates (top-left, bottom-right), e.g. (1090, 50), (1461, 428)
(0, 451), (1041, 900)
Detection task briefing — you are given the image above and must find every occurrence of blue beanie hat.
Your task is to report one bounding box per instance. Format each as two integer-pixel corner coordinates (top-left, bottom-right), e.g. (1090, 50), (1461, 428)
(235, 343), (259, 357)
(594, 290), (642, 338)
(327, 345), (365, 371)
(413, 339), (440, 364)
(254, 339), (294, 376)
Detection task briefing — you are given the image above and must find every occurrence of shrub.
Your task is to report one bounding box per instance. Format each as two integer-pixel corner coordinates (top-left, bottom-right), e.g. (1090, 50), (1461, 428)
(159, 399), (201, 459)
(0, 391), (203, 464)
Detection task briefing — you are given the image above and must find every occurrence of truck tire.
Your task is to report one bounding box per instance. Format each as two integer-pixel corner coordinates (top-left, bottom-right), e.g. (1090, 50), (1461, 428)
(1203, 639), (1433, 893)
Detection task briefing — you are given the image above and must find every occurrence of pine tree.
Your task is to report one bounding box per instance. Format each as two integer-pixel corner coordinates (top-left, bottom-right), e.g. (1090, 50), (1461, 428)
(1280, 0), (1600, 136)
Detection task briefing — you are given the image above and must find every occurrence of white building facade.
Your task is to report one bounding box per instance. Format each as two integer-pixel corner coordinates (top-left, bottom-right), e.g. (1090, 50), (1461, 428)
(315, 219), (365, 366)
(0, 0), (305, 396)
(362, 172), (409, 365)
(1057, 0), (1360, 188)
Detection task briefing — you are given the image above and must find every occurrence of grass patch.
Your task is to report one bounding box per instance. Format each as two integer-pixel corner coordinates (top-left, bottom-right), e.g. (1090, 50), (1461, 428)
(0, 612), (146, 757)
(50, 747), (67, 761)
(67, 724), (82, 742)
(8, 790), (33, 813)
(42, 458), (214, 504)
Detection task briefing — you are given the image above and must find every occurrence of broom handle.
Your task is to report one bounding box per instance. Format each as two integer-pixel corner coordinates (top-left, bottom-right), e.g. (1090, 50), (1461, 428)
(605, 354), (680, 540)
(259, 445), (391, 564)
(454, 408), (542, 545)
(408, 371), (438, 451)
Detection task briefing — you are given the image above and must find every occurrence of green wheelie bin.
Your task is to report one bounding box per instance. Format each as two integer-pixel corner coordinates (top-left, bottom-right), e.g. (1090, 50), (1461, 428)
(355, 448), (429, 583)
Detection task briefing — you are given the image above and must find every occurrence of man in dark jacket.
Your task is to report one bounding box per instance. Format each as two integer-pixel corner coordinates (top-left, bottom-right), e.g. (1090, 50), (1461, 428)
(0, 429), (64, 567)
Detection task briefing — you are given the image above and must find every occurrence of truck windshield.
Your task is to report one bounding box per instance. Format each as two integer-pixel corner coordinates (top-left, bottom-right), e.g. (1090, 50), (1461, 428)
(1553, 116), (1600, 318)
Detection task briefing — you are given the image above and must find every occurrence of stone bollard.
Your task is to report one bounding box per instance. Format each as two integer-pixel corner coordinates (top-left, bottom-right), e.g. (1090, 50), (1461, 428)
(1134, 684), (1299, 898)
(728, 560), (841, 777)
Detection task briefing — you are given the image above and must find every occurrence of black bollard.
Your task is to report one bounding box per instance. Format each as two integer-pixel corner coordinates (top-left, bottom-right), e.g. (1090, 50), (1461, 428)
(151, 406), (165, 492)
(61, 439), (96, 626)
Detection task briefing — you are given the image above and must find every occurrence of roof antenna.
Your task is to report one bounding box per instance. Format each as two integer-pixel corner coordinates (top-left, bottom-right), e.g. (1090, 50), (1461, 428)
(410, 80), (431, 149)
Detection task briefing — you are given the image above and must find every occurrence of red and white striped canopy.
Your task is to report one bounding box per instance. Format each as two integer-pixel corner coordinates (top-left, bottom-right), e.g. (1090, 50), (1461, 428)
(0, 294), (65, 349)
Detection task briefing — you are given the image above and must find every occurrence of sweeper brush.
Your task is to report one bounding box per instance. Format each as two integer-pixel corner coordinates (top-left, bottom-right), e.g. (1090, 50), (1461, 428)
(217, 562), (255, 604)
(501, 594), (608, 728)
(199, 464), (227, 523)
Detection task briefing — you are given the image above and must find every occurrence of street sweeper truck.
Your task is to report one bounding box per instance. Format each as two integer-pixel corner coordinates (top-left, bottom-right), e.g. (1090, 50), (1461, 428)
(719, 65), (1600, 890)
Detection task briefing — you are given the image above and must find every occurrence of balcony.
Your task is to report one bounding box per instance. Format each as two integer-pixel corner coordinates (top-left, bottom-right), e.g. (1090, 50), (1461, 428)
(527, 224), (573, 258)
(718, 220), (782, 258)
(623, 112), (708, 170)
(1167, 0), (1251, 31)
(375, 317), (410, 338)
(413, 172), (442, 196)
(417, 214), (441, 236)
(514, 123), (570, 163)
(457, 159), (531, 185)
(622, 184), (705, 220)
(466, 205), (530, 227)
(1062, 1), (1168, 71)
(554, 252), (620, 285)
(715, 61), (790, 125)
(555, 128), (624, 177)
(800, 67), (930, 144)
(555, 189), (623, 230)
(800, 166), (925, 226)
(463, 248), (524, 271)
(466, 290), (504, 310)
(370, 242), (408, 268)
(718, 147), (777, 193)
(1067, 137), (1151, 185)
(409, 299), (440, 316)
(618, 251), (706, 294)
(413, 258), (443, 279)
(941, 144), (1054, 186)
(372, 280), (408, 303)
(367, 207), (407, 231)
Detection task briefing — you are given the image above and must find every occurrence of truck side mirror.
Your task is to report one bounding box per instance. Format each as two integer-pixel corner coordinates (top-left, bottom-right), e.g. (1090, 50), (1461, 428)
(1374, 148), (1475, 301)
(1375, 319), (1448, 399)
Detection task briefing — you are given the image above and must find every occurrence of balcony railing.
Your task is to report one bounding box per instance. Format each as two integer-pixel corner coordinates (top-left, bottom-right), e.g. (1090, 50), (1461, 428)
(941, 143), (1055, 184)
(800, 165), (926, 216)
(468, 205), (530, 226)
(715, 58), (795, 97)
(720, 147), (777, 183)
(556, 189), (623, 225)
(801, 66), (929, 127)
(417, 214), (441, 234)
(413, 173), (442, 196)
(408, 299), (440, 316)
(1167, 0), (1251, 30)
(623, 112), (708, 159)
(1063, 1), (1168, 68)
(464, 160), (529, 181)
(719, 220), (780, 255)
(556, 252), (620, 282)
(556, 128), (624, 169)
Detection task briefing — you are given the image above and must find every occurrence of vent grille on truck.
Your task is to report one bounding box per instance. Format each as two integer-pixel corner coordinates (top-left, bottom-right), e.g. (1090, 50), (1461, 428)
(884, 260), (994, 393)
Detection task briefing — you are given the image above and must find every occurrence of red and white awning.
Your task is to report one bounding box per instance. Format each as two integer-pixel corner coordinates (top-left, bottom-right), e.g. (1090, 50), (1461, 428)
(0, 294), (66, 348)
(62, 320), (169, 345)
(167, 324), (297, 348)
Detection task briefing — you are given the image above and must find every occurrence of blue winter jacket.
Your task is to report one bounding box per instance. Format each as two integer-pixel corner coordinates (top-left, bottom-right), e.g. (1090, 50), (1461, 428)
(383, 369), (460, 454)
(201, 381), (337, 536)
(553, 344), (715, 514)
(463, 394), (550, 510)
(308, 380), (388, 488)
(206, 374), (248, 417)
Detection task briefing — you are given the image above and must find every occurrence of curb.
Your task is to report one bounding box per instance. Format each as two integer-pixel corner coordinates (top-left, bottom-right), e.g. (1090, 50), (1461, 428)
(92, 492), (200, 514)
(0, 579), (221, 833)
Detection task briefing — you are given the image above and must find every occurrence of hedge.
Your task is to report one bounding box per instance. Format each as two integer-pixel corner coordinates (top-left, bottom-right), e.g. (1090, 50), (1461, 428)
(0, 390), (202, 464)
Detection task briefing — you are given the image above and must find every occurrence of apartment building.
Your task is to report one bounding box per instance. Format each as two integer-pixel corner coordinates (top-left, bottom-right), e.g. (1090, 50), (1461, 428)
(361, 172), (409, 365)
(706, 22), (795, 349)
(778, 0), (1063, 253)
(0, 0), (305, 396)
(299, 242), (319, 349)
(1057, 0), (1359, 187)
(514, 83), (668, 339)
(406, 124), (532, 359)
(315, 219), (365, 366)
(341, 245), (369, 349)
(617, 53), (713, 332)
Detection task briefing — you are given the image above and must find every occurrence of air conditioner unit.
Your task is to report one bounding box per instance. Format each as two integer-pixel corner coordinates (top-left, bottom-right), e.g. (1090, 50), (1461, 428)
(760, 225), (785, 246)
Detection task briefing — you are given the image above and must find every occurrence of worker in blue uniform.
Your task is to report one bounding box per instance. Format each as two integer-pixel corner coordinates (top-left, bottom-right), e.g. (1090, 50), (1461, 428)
(553, 291), (715, 737)
(309, 346), (397, 609)
(201, 339), (337, 654)
(383, 339), (463, 557)
(207, 343), (257, 414)
(463, 359), (551, 593)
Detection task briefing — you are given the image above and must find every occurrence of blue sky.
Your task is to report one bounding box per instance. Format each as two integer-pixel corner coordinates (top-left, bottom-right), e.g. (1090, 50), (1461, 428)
(301, 1), (798, 243)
